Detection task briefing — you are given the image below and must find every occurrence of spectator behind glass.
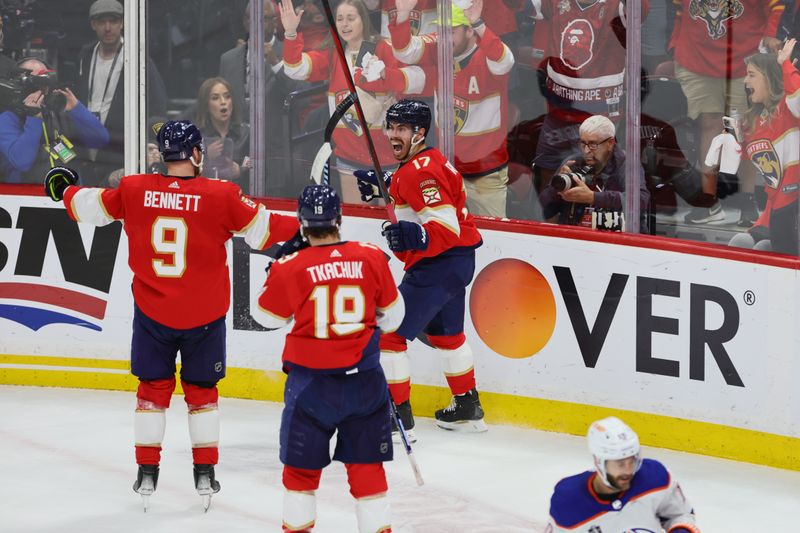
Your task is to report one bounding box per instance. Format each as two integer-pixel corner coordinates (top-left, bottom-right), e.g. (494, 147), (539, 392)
(76, 0), (168, 186)
(194, 77), (250, 187)
(533, 0), (648, 190)
(0, 17), (15, 78)
(281, 0), (425, 203)
(386, 1), (515, 217)
(729, 41), (800, 255)
(539, 115), (650, 233)
(0, 58), (108, 184)
(670, 0), (783, 225)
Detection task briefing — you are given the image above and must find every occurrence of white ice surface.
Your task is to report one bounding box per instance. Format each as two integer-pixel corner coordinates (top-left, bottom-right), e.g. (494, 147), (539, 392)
(0, 386), (797, 532)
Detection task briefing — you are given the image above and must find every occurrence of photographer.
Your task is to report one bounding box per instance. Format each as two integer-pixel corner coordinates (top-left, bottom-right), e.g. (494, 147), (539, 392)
(0, 58), (108, 184)
(539, 115), (650, 233)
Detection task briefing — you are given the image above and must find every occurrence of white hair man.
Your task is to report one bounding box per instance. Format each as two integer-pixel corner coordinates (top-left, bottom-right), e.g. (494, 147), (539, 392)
(539, 114), (651, 232)
(545, 417), (700, 532)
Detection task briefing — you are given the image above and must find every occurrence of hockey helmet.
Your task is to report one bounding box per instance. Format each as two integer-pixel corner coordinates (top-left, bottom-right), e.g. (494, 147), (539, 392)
(156, 120), (205, 162)
(385, 99), (432, 139)
(587, 416), (642, 488)
(298, 184), (341, 228)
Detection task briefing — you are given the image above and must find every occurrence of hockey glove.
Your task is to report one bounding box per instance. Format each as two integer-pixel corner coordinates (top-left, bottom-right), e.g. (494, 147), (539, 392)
(354, 169), (392, 202)
(382, 221), (428, 252)
(273, 230), (309, 261)
(44, 166), (79, 202)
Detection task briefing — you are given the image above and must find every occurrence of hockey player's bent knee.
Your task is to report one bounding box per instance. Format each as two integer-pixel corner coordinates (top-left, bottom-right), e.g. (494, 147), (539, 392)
(135, 378), (176, 464)
(347, 464), (391, 533)
(283, 466), (322, 532)
(183, 379), (220, 465)
(429, 335), (476, 394)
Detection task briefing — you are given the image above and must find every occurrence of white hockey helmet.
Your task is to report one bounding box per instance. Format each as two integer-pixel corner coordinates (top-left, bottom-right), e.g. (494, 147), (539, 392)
(587, 416), (642, 489)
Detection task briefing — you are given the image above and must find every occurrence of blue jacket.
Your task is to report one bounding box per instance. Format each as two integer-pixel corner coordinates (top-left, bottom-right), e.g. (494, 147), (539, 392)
(0, 101), (109, 183)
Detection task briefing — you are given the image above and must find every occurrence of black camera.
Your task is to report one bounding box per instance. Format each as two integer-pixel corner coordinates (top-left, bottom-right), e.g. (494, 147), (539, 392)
(551, 165), (594, 192)
(0, 68), (67, 114)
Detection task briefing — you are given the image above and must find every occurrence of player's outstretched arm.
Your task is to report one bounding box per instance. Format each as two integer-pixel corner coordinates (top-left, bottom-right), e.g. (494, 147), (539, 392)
(44, 166), (79, 202)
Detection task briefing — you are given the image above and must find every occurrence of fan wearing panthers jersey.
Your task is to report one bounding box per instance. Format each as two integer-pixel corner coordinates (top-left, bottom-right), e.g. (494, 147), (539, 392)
(253, 185), (404, 533)
(546, 417), (700, 533)
(385, 0), (515, 217)
(43, 120), (298, 509)
(357, 99), (485, 442)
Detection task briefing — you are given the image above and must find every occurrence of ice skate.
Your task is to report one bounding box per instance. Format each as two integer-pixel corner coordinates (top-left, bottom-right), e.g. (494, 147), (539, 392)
(132, 464), (159, 512)
(193, 464), (221, 512)
(435, 389), (488, 433)
(391, 399), (417, 444)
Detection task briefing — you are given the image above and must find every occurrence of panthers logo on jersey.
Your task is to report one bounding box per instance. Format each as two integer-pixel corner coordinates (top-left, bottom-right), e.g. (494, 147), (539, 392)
(453, 96), (468, 135)
(747, 139), (782, 189)
(560, 19), (595, 71)
(688, 0), (744, 40)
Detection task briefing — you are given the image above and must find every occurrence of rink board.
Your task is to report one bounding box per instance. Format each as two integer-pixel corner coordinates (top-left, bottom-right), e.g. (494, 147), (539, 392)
(1, 190), (799, 470)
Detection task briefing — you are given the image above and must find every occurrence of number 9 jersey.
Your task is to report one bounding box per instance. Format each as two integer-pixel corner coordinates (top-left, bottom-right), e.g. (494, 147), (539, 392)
(62, 174), (299, 329)
(254, 241), (405, 373)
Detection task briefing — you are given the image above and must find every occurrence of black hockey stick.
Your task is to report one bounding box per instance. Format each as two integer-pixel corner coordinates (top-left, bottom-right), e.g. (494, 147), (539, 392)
(310, 92), (357, 185)
(389, 396), (425, 486)
(320, 0), (394, 214)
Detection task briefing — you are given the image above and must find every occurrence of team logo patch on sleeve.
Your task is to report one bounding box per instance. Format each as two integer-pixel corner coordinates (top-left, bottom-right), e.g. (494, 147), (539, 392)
(422, 186), (442, 205)
(240, 195), (257, 208)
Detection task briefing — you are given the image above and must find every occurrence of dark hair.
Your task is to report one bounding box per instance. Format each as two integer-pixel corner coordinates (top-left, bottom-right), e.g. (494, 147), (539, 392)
(742, 53), (784, 136)
(194, 77), (240, 132)
(319, 0), (382, 51)
(302, 226), (341, 240)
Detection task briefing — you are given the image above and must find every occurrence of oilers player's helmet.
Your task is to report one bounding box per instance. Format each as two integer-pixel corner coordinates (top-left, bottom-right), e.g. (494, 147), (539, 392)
(385, 99), (432, 139)
(587, 416), (642, 488)
(156, 120), (205, 162)
(298, 184), (341, 228)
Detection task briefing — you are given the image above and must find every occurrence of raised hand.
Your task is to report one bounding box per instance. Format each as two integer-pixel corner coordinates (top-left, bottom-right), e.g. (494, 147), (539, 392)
(279, 0), (303, 36)
(777, 38), (797, 66)
(395, 0), (418, 23)
(44, 166), (79, 202)
(463, 0), (483, 23)
(354, 169), (392, 202)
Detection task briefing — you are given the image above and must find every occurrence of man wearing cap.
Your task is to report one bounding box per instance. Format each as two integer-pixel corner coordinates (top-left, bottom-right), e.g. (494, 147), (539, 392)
(383, 0), (514, 218)
(76, 0), (168, 186)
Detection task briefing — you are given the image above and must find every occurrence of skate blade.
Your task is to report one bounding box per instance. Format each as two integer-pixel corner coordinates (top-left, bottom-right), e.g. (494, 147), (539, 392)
(435, 418), (488, 433)
(392, 429), (417, 444)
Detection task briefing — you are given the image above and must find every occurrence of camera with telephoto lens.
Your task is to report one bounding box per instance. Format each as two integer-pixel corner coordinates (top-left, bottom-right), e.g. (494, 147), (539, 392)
(551, 165), (594, 192)
(0, 68), (67, 115)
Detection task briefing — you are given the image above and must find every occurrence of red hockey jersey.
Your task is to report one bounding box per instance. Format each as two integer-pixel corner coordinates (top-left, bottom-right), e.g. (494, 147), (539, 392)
(389, 20), (514, 176)
(255, 241), (404, 371)
(63, 174), (298, 329)
(744, 60), (800, 228)
(540, 0), (647, 121)
(670, 0), (784, 78)
(283, 35), (425, 167)
(390, 147), (482, 269)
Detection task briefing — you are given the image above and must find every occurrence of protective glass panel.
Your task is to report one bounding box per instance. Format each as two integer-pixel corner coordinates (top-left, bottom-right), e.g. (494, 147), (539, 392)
(643, 0), (799, 256)
(0, 1), (117, 186)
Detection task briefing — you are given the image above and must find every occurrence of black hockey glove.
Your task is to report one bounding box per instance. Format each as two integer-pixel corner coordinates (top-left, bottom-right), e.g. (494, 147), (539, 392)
(382, 221), (428, 252)
(44, 166), (79, 202)
(354, 169), (392, 202)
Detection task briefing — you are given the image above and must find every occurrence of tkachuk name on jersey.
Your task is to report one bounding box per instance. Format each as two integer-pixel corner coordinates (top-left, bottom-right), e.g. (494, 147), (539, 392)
(143, 190), (201, 212)
(306, 261), (364, 283)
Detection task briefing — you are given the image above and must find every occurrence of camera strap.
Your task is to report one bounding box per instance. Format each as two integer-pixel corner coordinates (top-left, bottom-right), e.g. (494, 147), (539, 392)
(88, 41), (123, 118)
(41, 113), (76, 165)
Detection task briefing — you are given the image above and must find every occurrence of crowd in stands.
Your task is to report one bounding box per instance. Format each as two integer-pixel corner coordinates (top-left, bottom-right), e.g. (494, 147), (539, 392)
(1, 0), (799, 255)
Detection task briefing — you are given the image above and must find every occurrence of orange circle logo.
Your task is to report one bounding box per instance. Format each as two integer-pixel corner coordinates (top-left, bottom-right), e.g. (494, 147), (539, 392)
(469, 259), (556, 359)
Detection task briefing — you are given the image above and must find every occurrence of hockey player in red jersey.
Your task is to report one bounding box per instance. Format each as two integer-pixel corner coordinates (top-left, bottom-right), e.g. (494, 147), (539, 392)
(356, 99), (485, 442)
(43, 120), (298, 510)
(253, 184), (405, 533)
(546, 417), (700, 532)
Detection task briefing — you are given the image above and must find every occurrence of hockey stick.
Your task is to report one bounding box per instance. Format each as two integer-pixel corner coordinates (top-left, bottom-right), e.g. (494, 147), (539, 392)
(320, 0), (394, 217)
(310, 92), (357, 185)
(389, 395), (425, 486)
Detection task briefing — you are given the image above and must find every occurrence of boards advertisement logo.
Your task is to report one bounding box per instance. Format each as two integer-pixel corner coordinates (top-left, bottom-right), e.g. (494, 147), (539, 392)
(0, 205), (121, 332)
(470, 258), (744, 387)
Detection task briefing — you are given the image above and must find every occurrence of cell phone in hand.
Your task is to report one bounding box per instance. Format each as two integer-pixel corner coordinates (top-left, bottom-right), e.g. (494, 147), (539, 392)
(722, 116), (742, 143)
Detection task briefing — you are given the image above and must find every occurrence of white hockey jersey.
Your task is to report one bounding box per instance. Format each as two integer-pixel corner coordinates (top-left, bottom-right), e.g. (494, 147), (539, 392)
(546, 459), (700, 533)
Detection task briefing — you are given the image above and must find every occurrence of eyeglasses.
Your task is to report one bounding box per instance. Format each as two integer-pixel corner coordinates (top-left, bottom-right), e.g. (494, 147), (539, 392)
(579, 137), (613, 151)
